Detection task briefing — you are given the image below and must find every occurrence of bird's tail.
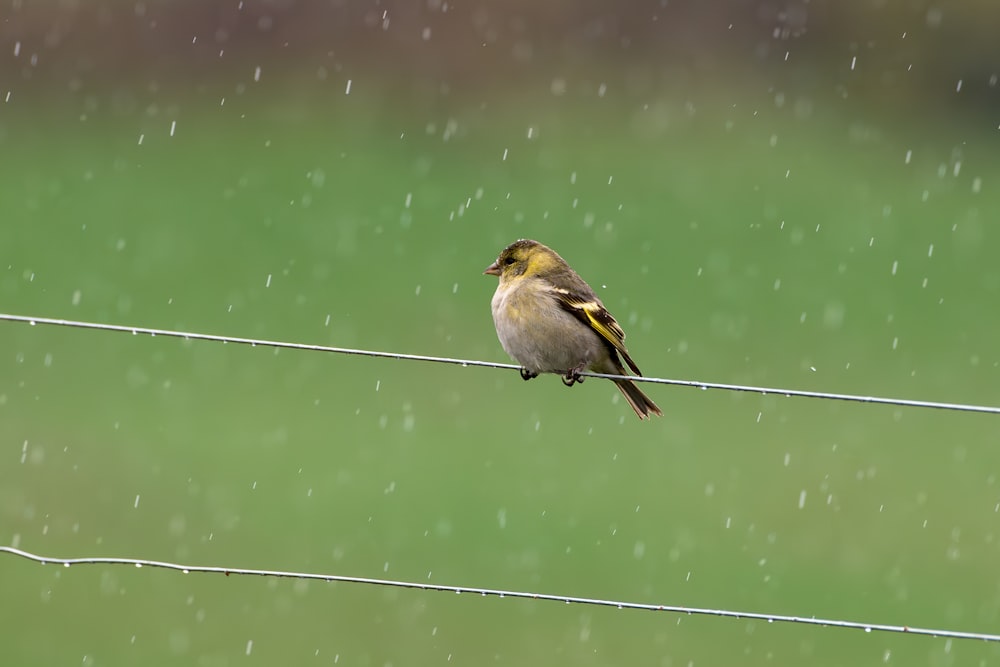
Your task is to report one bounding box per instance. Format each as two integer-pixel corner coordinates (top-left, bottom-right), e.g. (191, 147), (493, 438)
(614, 378), (663, 420)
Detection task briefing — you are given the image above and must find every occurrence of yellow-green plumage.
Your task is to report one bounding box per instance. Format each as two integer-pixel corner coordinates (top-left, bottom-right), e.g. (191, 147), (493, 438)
(484, 239), (662, 420)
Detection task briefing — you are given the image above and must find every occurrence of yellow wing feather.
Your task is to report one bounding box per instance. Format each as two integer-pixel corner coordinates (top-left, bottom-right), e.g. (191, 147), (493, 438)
(554, 289), (641, 375)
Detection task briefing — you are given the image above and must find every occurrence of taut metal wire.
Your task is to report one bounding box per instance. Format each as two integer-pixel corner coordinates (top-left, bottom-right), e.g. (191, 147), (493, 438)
(2, 313), (998, 415)
(2, 546), (998, 643)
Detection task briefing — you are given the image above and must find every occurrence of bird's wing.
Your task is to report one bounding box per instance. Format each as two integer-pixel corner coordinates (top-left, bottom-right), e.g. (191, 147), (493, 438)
(551, 287), (642, 376)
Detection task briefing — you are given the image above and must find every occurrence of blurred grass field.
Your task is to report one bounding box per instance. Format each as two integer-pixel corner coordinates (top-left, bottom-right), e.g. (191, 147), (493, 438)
(2, 19), (1000, 665)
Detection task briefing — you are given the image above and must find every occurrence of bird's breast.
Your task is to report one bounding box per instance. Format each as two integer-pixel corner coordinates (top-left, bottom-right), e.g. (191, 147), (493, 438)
(490, 280), (606, 374)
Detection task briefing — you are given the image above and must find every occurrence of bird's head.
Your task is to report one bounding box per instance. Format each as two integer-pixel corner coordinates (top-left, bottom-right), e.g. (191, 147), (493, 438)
(484, 239), (564, 282)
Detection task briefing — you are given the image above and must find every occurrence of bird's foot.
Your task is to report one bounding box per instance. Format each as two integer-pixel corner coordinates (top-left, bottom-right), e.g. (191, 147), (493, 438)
(519, 368), (539, 381)
(561, 365), (586, 387)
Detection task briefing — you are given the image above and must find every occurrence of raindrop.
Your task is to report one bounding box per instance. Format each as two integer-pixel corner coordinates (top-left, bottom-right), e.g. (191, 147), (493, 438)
(345, 79), (352, 95)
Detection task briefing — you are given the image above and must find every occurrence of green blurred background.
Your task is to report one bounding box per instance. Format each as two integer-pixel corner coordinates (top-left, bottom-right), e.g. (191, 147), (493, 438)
(2, 2), (999, 665)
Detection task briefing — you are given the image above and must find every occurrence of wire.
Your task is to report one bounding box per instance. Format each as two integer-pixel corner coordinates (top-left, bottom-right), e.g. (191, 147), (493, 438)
(2, 313), (998, 415)
(2, 316), (996, 645)
(1, 546), (996, 643)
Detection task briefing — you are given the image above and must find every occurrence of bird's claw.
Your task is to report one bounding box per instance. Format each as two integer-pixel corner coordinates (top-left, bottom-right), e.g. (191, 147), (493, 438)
(519, 368), (538, 381)
(561, 367), (585, 387)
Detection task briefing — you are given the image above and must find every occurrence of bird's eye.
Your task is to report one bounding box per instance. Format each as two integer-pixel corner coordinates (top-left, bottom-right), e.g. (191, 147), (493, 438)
(503, 256), (515, 265)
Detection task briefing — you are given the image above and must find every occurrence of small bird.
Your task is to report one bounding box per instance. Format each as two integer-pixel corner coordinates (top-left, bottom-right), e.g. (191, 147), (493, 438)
(484, 239), (662, 420)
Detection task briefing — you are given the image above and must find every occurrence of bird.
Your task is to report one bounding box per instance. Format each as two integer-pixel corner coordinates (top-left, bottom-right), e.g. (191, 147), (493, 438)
(484, 239), (662, 420)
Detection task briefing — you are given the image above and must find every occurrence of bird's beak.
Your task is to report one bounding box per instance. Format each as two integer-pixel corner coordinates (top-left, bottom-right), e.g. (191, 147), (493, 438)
(484, 260), (501, 276)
